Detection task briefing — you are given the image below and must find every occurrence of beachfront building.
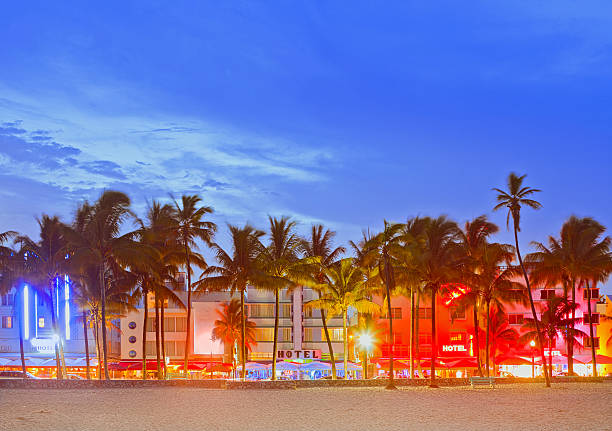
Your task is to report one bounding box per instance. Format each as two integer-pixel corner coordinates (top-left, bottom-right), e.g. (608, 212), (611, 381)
(372, 283), (604, 378)
(118, 278), (346, 373)
(0, 277), (109, 377)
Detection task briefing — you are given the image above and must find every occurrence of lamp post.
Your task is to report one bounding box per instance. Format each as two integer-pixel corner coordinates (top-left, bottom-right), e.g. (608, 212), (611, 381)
(530, 340), (536, 378)
(358, 331), (374, 379)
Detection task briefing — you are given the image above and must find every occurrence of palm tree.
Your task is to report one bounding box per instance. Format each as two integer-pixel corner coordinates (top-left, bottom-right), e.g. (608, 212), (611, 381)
(212, 299), (257, 373)
(197, 224), (264, 380)
(258, 216), (305, 381)
(300, 224), (345, 380)
(63, 191), (146, 379)
(171, 195), (216, 376)
(414, 216), (461, 388)
(520, 296), (586, 374)
(528, 216), (611, 375)
(393, 217), (429, 379)
(305, 258), (380, 378)
(457, 215), (499, 377)
(17, 215), (69, 379)
(493, 172), (550, 387)
(361, 221), (403, 389)
(470, 243), (523, 377)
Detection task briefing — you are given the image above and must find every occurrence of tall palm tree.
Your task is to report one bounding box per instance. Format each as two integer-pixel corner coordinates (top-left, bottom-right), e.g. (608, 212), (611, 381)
(457, 215), (499, 377)
(64, 191), (146, 379)
(528, 216), (611, 375)
(305, 258), (380, 378)
(361, 221), (403, 389)
(493, 172), (550, 387)
(197, 224), (265, 380)
(470, 242), (523, 377)
(212, 299), (257, 373)
(394, 217), (429, 379)
(171, 195), (216, 376)
(258, 216), (307, 381)
(300, 224), (345, 380)
(414, 216), (461, 388)
(17, 215), (69, 379)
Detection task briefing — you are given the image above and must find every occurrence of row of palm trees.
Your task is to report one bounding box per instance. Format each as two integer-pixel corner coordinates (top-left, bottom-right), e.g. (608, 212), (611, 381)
(1, 173), (610, 389)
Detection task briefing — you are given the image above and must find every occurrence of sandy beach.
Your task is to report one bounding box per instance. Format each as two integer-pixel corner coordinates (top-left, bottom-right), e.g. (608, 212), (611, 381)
(0, 383), (610, 431)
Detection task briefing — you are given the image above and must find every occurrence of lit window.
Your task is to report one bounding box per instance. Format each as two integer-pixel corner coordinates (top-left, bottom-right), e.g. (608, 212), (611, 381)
(322, 328), (343, 342)
(584, 337), (600, 348)
(450, 332), (467, 343)
(418, 308), (432, 319)
(38, 317), (45, 328)
(1, 316), (12, 329)
(387, 307), (402, 319)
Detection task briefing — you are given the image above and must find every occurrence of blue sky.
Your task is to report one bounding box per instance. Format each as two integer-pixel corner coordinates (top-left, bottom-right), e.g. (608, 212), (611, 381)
(1, 2), (611, 292)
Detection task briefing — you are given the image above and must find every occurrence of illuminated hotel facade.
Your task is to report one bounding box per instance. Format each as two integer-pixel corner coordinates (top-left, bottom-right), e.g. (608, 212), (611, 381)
(0, 277), (111, 375)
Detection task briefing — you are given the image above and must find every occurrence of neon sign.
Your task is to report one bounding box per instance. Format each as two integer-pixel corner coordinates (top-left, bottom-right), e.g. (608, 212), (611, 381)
(442, 345), (467, 352)
(277, 350), (321, 360)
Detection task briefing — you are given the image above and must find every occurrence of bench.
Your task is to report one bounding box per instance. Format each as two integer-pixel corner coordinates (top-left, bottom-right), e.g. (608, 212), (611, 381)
(470, 377), (495, 388)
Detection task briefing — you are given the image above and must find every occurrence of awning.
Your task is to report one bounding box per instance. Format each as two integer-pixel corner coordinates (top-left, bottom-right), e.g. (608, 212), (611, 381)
(236, 362), (270, 371)
(300, 361), (332, 371)
(334, 362), (362, 371)
(205, 363), (232, 373)
(496, 356), (534, 366)
(445, 358), (479, 368)
(575, 354), (612, 365)
(375, 359), (411, 370)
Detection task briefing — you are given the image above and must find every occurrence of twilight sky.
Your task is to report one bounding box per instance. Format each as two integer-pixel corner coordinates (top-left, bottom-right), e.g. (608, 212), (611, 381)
(1, 2), (611, 292)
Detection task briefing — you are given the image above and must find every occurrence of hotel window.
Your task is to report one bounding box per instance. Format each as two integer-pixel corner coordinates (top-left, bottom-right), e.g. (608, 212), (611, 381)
(583, 313), (600, 325)
(281, 328), (292, 342)
(38, 317), (45, 328)
(323, 328), (344, 342)
(304, 306), (313, 318)
(1, 316), (13, 329)
(508, 314), (524, 325)
(145, 341), (156, 356)
(418, 307), (432, 319)
(583, 288), (599, 300)
(386, 307), (402, 319)
(146, 317), (156, 332)
(175, 317), (187, 332)
(282, 304), (292, 318)
(255, 328), (275, 342)
(303, 327), (314, 342)
(584, 337), (600, 348)
(175, 341), (186, 357)
(393, 332), (403, 344)
(450, 332), (467, 343)
(539, 289), (556, 300)
(1, 294), (14, 306)
(418, 333), (432, 345)
(164, 341), (176, 356)
(449, 306), (466, 320)
(164, 317), (175, 332)
(249, 304), (275, 318)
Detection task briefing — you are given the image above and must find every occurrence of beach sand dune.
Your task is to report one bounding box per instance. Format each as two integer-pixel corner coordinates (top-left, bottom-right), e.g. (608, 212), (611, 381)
(0, 383), (610, 431)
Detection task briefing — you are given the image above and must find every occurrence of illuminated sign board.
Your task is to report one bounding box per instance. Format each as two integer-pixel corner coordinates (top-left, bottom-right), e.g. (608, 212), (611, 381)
(277, 350), (321, 360)
(441, 344), (467, 353)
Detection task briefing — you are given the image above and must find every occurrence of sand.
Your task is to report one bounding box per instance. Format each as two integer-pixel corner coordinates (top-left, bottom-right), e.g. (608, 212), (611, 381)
(0, 383), (610, 431)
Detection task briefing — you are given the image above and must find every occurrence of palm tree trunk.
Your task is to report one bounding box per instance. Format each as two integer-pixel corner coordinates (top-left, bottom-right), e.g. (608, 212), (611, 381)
(343, 309), (348, 379)
(142, 289), (148, 380)
(82, 309), (91, 380)
(566, 279), (574, 375)
(99, 265), (110, 380)
(409, 286), (414, 379)
(161, 299), (166, 379)
(50, 280), (63, 380)
(240, 288), (246, 381)
(271, 289), (280, 381)
(585, 281), (597, 377)
(485, 301), (490, 378)
(415, 290), (422, 377)
(94, 315), (101, 379)
(473, 306), (483, 377)
(383, 252), (395, 389)
(19, 309), (27, 379)
(154, 295), (161, 379)
(513, 225), (550, 387)
(319, 293), (337, 379)
(183, 243), (192, 379)
(430, 287), (437, 388)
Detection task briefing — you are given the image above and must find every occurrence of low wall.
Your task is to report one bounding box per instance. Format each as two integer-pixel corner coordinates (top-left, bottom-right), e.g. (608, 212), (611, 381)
(0, 376), (606, 390)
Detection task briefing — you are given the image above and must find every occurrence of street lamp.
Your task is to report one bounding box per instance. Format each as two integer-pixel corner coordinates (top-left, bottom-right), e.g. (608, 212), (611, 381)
(357, 331), (375, 379)
(529, 340), (536, 378)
